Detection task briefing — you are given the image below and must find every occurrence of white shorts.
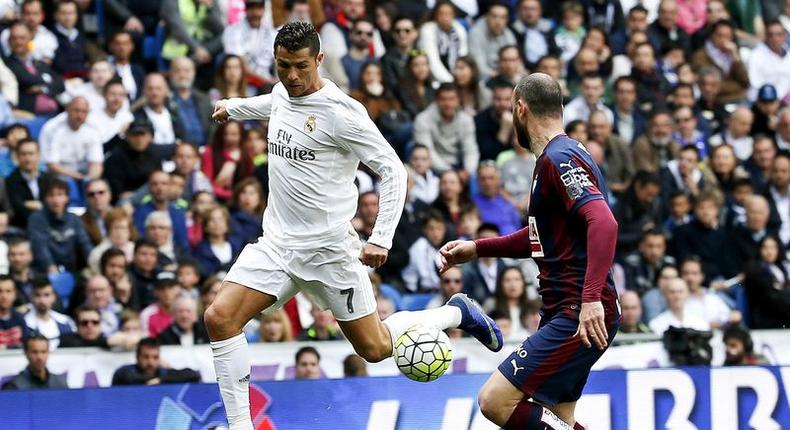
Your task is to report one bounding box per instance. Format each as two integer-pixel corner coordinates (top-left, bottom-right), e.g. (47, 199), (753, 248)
(224, 232), (377, 321)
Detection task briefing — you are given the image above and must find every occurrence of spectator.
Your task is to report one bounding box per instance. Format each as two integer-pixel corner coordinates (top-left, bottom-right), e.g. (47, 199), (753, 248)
(186, 191), (216, 248)
(193, 206), (243, 278)
(614, 171), (663, 254)
(475, 78), (513, 162)
(488, 45), (528, 89)
(338, 19), (375, 91)
(133, 170), (189, 251)
(134, 73), (182, 154)
(343, 354), (368, 377)
(89, 79), (134, 152)
(565, 73), (614, 127)
(744, 135), (777, 190)
(660, 145), (712, 202)
(299, 305), (342, 341)
(104, 117), (162, 201)
(209, 55), (251, 104)
(0, 275), (26, 349)
(566, 120), (588, 144)
(41, 97), (103, 186)
(353, 191), (378, 242)
(722, 324), (766, 365)
(160, 0), (223, 65)
(483, 266), (531, 341)
(473, 162), (521, 235)
(748, 21), (790, 102)
(633, 109), (680, 173)
(453, 56), (490, 117)
(426, 266), (464, 309)
(349, 62), (403, 125)
(23, 279), (74, 349)
(7, 139), (53, 228)
(432, 170), (473, 234)
(1, 335), (67, 389)
(408, 144), (439, 205)
(107, 31), (144, 101)
(320, 0), (376, 70)
(112, 337), (200, 385)
(629, 42), (672, 111)
(28, 179), (92, 273)
(587, 109), (633, 195)
(731, 195), (775, 265)
(691, 20), (750, 104)
(221, 0), (277, 86)
(611, 76), (647, 145)
(765, 154), (790, 246)
(395, 50), (435, 119)
(51, 0), (88, 77)
(0, 0), (58, 62)
(554, 1), (587, 66)
(173, 143), (213, 201)
(4, 22), (63, 115)
(469, 2), (516, 81)
(418, 1), (468, 83)
(567, 47), (603, 95)
(776, 108), (790, 150)
(84, 275), (122, 336)
(381, 17), (418, 93)
(463, 223), (507, 303)
(709, 145), (751, 201)
(751, 85), (782, 136)
(157, 295), (208, 346)
(169, 57), (212, 148)
(648, 0), (692, 56)
(695, 66), (729, 133)
(742, 235), (790, 328)
(202, 120), (247, 201)
(145, 210), (187, 273)
(100, 248), (137, 311)
(87, 208), (137, 274)
(60, 305), (137, 349)
(129, 239), (161, 308)
(510, 0), (557, 70)
(623, 229), (676, 295)
(618, 290), (651, 334)
(680, 256), (739, 329)
(140, 271), (180, 337)
(230, 178), (265, 245)
(709, 107), (755, 160)
(672, 105), (708, 158)
(81, 179), (114, 245)
(402, 210), (447, 292)
(294, 346), (321, 379)
(499, 134), (536, 212)
(62, 60), (117, 114)
(176, 260), (200, 300)
(672, 190), (739, 281)
(663, 191), (693, 236)
(648, 277), (710, 334)
(413, 83), (478, 175)
(8, 238), (46, 306)
(258, 309), (293, 342)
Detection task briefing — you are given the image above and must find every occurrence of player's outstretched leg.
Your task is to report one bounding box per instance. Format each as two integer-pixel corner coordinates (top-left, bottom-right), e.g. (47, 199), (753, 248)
(204, 281), (277, 430)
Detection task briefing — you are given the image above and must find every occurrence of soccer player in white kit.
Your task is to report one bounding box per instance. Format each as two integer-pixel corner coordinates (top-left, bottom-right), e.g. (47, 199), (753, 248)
(207, 22), (503, 430)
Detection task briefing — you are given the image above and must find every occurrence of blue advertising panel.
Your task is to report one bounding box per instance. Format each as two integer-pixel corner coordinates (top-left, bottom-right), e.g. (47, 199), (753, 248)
(1, 366), (789, 429)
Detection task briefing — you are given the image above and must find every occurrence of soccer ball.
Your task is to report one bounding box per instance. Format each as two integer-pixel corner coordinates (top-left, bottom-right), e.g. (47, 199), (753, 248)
(394, 325), (453, 382)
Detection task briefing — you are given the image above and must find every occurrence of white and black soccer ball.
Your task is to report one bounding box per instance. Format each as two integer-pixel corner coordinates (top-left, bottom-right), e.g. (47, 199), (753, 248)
(394, 325), (453, 382)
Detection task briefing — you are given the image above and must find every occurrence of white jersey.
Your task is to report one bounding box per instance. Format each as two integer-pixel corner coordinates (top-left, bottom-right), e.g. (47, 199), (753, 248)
(226, 80), (407, 250)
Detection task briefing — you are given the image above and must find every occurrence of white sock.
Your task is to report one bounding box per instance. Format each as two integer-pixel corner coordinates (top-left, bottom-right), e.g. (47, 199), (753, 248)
(382, 305), (462, 347)
(211, 333), (253, 430)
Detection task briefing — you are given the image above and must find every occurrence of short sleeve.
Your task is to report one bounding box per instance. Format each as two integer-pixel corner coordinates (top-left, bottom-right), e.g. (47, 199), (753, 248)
(546, 152), (604, 213)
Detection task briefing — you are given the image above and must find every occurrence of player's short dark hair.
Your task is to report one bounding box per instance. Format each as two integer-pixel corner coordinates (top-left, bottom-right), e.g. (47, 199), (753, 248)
(136, 337), (160, 356)
(43, 178), (70, 197)
(23, 334), (49, 352)
(436, 82), (459, 97)
(274, 21), (321, 57)
(477, 222), (500, 236)
(296, 346), (320, 362)
(514, 73), (563, 119)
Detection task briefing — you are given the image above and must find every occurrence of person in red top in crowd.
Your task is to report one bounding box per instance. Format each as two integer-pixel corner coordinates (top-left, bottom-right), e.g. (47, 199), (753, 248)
(201, 120), (251, 201)
(0, 276), (27, 349)
(440, 73), (620, 430)
(139, 272), (181, 338)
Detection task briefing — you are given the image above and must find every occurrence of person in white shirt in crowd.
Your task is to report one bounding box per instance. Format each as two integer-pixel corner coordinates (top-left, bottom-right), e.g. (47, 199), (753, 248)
(413, 83), (479, 177)
(709, 107), (755, 161)
(402, 210), (447, 292)
(60, 60), (122, 112)
(776, 108), (790, 150)
(84, 274), (122, 336)
(407, 144), (439, 205)
(747, 20), (790, 103)
(564, 73), (614, 126)
(222, 0), (277, 86)
(418, 1), (469, 83)
(766, 153), (790, 246)
(468, 2), (517, 81)
(23, 279), (75, 350)
(135, 73), (179, 149)
(40, 96), (103, 183)
(648, 277), (710, 335)
(680, 256), (740, 329)
(88, 79), (134, 149)
(0, 0), (58, 62)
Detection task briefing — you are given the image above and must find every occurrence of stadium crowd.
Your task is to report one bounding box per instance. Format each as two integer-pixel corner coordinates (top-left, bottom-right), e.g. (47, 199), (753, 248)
(0, 0), (789, 388)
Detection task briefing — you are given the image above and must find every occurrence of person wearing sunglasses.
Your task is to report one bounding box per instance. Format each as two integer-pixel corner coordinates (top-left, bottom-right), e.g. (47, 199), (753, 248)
(338, 18), (377, 92)
(381, 17), (419, 92)
(59, 305), (139, 350)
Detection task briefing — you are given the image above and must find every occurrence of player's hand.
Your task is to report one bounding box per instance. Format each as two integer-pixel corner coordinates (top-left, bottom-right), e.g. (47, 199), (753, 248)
(213, 100), (230, 123)
(574, 301), (608, 350)
(438, 240), (477, 273)
(360, 243), (388, 268)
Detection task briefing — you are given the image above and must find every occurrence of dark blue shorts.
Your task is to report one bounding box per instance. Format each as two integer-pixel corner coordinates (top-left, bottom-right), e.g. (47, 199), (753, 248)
(497, 315), (619, 406)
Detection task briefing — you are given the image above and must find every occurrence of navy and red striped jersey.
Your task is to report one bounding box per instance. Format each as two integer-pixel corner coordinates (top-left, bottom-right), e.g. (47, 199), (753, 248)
(528, 134), (619, 322)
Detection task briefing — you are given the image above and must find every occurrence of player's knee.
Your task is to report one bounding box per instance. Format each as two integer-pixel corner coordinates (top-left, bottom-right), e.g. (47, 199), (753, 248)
(204, 304), (240, 337)
(477, 385), (507, 424)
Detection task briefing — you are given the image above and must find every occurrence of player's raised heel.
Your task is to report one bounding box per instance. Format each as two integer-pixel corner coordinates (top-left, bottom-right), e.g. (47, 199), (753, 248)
(446, 293), (503, 352)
